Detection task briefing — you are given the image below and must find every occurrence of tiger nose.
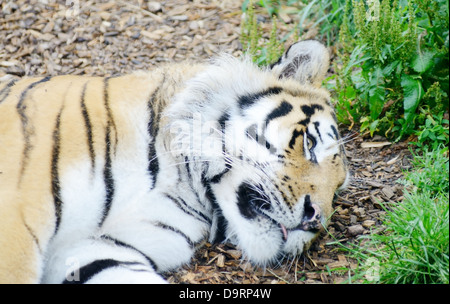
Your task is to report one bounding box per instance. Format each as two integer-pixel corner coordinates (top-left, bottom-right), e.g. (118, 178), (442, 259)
(296, 195), (322, 231)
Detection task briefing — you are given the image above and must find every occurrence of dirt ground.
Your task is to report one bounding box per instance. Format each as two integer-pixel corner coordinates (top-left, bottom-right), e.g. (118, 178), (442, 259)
(1, 0), (411, 284)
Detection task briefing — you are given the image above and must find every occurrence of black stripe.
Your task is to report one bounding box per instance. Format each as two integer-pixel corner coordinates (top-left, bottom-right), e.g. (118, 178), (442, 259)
(288, 129), (303, 149)
(62, 259), (120, 284)
(80, 82), (95, 173)
(103, 77), (118, 150)
(200, 174), (227, 243)
(210, 165), (231, 184)
(152, 221), (196, 247)
(218, 112), (230, 164)
(97, 77), (118, 226)
(274, 182), (290, 207)
(245, 101), (293, 154)
(297, 104), (324, 127)
(211, 208), (227, 243)
(287, 184), (296, 200)
(147, 79), (166, 189)
(246, 123), (277, 154)
(218, 112), (229, 130)
(164, 193), (211, 225)
(17, 76), (52, 181)
(147, 88), (161, 189)
(51, 105), (63, 234)
(99, 123), (115, 226)
(298, 117), (310, 126)
(238, 87), (283, 109)
(100, 235), (158, 271)
(185, 156), (192, 180)
(264, 138), (276, 153)
(330, 125), (339, 140)
(0, 79), (16, 104)
(332, 153), (339, 161)
(201, 171), (216, 203)
(215, 112), (232, 183)
(313, 121), (323, 143)
(181, 156), (209, 211)
(24, 222), (42, 253)
(62, 259), (150, 284)
(265, 101), (293, 125)
(301, 104), (324, 116)
(147, 141), (159, 189)
(330, 109), (338, 123)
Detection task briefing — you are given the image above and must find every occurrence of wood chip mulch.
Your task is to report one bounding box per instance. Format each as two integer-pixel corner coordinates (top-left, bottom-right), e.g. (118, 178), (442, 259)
(1, 0), (412, 284)
(1, 0), (244, 77)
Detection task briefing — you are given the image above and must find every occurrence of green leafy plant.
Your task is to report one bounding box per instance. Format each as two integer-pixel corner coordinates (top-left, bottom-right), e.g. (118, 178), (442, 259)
(332, 0), (449, 140)
(414, 110), (449, 150)
(241, 0), (284, 65)
(242, 0), (282, 17)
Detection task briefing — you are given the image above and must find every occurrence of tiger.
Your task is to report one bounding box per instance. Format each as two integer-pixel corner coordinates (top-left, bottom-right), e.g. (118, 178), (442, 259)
(0, 40), (348, 284)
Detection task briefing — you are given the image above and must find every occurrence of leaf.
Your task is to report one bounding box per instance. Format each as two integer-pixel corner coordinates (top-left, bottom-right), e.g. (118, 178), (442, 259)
(298, 0), (319, 33)
(382, 60), (401, 77)
(401, 74), (424, 125)
(411, 50), (436, 74)
(361, 141), (392, 148)
(369, 120), (379, 137)
(344, 44), (371, 75)
(345, 86), (356, 99)
(350, 69), (365, 90)
(369, 86), (385, 120)
(368, 67), (385, 120)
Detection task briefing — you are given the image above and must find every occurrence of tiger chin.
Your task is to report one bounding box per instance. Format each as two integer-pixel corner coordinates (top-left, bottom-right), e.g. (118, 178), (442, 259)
(0, 40), (348, 283)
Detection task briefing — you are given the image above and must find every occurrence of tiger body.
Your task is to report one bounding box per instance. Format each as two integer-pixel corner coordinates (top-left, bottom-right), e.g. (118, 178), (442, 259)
(0, 41), (348, 283)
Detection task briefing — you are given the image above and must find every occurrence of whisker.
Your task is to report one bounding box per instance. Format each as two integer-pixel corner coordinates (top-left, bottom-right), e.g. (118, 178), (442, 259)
(339, 131), (360, 146)
(325, 132), (359, 151)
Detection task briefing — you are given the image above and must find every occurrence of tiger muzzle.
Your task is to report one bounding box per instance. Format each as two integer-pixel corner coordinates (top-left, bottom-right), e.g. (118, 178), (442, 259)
(280, 195), (323, 241)
(295, 195), (322, 232)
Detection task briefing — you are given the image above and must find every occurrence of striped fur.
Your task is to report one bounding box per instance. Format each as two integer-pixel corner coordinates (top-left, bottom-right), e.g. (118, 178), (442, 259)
(0, 40), (348, 283)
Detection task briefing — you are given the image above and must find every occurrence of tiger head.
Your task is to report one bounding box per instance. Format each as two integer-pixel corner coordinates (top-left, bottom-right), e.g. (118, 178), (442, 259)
(165, 40), (349, 266)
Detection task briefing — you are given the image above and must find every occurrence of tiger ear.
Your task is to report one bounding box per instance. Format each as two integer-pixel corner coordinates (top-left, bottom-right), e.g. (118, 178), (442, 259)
(270, 40), (330, 87)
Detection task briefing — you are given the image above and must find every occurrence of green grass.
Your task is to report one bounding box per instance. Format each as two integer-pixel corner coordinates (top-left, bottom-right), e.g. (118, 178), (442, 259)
(343, 146), (449, 284)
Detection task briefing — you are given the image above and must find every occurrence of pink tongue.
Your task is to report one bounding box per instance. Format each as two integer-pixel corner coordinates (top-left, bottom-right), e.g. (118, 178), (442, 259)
(280, 224), (288, 241)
